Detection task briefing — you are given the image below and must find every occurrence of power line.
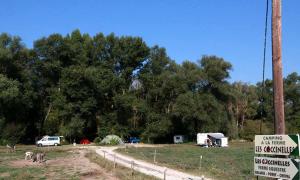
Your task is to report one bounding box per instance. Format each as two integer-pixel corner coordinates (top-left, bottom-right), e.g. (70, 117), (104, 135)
(260, 0), (269, 134)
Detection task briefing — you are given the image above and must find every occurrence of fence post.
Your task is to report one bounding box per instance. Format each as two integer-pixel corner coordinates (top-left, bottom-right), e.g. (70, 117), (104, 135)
(163, 168), (167, 180)
(199, 155), (202, 170)
(113, 154), (116, 168)
(153, 149), (157, 163)
(131, 161), (134, 176)
(103, 151), (106, 159)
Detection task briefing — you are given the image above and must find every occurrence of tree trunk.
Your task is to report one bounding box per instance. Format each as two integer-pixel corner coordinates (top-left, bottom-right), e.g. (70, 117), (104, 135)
(241, 114), (245, 130)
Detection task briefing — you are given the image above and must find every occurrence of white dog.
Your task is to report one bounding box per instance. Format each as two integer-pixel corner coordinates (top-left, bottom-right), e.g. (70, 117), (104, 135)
(25, 152), (33, 160)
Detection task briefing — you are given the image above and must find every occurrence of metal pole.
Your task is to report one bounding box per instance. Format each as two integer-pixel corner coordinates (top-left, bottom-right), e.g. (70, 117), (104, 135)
(164, 168), (167, 180)
(113, 154), (116, 168)
(272, 0), (285, 134)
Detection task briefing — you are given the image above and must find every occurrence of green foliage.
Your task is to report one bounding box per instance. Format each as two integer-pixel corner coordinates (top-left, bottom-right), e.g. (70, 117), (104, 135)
(0, 31), (299, 144)
(59, 115), (85, 140)
(1, 122), (26, 145)
(239, 120), (273, 141)
(173, 92), (226, 138)
(142, 113), (172, 143)
(93, 137), (102, 144)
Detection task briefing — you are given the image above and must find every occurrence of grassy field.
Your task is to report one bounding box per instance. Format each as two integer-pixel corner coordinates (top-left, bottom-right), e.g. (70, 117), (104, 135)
(117, 142), (255, 180)
(0, 145), (78, 180)
(0, 145), (158, 180)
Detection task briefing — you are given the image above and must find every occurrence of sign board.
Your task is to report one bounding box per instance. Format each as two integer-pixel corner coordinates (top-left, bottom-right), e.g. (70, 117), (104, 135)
(254, 156), (300, 180)
(255, 135), (300, 156)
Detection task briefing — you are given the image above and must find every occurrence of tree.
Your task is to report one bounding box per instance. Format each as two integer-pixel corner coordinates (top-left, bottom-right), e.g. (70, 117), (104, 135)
(284, 72), (300, 133)
(1, 31), (299, 144)
(173, 92), (226, 138)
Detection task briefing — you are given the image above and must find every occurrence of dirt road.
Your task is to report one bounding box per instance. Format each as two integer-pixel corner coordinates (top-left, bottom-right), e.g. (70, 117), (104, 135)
(95, 145), (208, 180)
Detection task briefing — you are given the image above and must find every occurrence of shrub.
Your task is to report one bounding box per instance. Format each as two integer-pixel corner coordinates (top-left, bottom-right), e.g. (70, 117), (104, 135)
(93, 137), (102, 144)
(239, 120), (273, 141)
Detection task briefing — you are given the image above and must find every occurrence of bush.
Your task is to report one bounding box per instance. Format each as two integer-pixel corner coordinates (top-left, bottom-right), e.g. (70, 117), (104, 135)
(239, 120), (273, 141)
(1, 122), (26, 145)
(93, 137), (102, 144)
(0, 139), (8, 146)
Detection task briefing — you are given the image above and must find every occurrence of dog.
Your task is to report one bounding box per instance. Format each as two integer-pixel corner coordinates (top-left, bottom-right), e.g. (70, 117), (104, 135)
(32, 153), (46, 163)
(37, 152), (45, 163)
(25, 152), (34, 160)
(6, 144), (15, 153)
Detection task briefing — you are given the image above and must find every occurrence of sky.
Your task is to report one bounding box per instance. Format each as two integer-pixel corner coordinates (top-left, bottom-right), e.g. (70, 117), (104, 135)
(0, 0), (299, 84)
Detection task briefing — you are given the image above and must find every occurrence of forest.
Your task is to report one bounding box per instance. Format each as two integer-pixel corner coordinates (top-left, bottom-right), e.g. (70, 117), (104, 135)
(0, 30), (299, 144)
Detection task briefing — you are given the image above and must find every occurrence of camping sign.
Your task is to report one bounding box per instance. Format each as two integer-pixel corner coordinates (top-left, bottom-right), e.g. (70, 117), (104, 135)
(254, 156), (300, 180)
(255, 135), (300, 156)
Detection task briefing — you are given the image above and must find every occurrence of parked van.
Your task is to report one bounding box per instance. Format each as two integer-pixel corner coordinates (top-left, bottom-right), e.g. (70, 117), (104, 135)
(36, 136), (62, 147)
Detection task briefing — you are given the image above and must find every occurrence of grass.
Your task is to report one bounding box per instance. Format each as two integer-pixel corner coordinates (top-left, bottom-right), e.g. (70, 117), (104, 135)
(86, 151), (159, 180)
(117, 142), (256, 180)
(0, 144), (159, 180)
(0, 145), (79, 180)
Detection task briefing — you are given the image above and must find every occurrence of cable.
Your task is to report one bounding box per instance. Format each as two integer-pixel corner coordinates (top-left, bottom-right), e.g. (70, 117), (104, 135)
(260, 0), (269, 134)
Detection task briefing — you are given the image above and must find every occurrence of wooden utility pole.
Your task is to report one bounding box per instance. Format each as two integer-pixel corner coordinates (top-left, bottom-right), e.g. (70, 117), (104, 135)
(272, 0), (285, 134)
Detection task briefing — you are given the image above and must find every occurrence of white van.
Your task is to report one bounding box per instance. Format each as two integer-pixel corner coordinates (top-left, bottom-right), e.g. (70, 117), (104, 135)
(36, 136), (62, 147)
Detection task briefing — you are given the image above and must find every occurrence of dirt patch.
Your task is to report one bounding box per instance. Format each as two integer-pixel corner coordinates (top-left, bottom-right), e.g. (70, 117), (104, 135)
(0, 172), (10, 178)
(10, 159), (44, 167)
(10, 149), (117, 180)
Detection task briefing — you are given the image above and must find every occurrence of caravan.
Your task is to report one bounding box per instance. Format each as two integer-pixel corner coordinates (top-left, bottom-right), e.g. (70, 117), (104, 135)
(197, 133), (228, 147)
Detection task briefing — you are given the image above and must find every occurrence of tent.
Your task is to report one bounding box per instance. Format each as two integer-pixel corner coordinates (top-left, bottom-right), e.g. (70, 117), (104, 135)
(100, 135), (124, 145)
(80, 138), (90, 144)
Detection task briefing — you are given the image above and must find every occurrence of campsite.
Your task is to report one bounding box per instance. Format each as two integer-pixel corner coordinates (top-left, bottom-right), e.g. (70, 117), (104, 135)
(0, 141), (253, 180)
(1, 0), (299, 179)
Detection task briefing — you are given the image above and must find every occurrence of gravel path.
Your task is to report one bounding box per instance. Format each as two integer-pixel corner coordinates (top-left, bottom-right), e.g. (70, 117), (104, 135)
(95, 145), (209, 180)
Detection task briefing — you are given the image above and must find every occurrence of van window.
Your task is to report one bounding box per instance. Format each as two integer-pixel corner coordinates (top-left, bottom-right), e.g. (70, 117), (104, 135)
(48, 137), (58, 141)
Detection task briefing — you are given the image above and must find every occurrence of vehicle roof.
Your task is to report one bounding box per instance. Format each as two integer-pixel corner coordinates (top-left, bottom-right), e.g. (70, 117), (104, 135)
(207, 133), (225, 139)
(43, 136), (61, 138)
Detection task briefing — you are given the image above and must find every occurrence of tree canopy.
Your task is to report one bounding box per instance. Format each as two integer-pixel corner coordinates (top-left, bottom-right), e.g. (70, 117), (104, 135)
(0, 31), (299, 144)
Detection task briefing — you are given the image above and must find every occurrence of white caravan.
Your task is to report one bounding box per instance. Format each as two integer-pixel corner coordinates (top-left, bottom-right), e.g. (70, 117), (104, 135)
(173, 135), (184, 144)
(197, 133), (228, 147)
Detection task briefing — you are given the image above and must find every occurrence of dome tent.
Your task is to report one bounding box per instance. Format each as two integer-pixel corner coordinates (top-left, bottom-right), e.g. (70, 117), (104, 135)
(100, 135), (124, 145)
